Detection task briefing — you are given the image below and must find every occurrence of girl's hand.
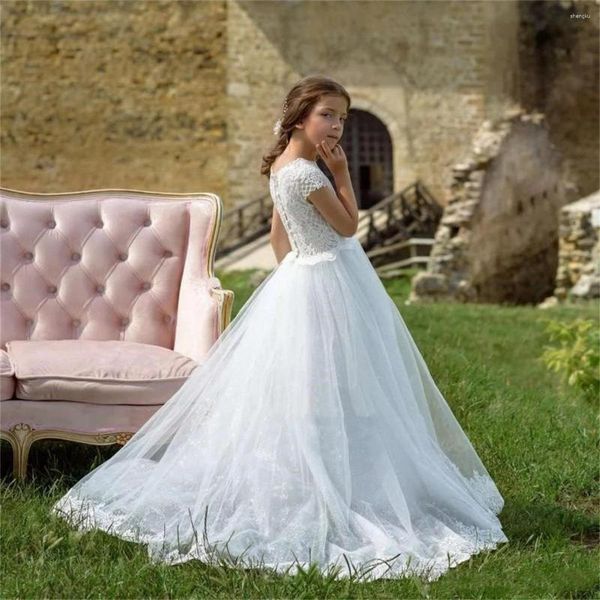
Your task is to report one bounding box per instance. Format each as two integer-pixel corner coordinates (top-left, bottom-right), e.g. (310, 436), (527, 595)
(316, 139), (348, 177)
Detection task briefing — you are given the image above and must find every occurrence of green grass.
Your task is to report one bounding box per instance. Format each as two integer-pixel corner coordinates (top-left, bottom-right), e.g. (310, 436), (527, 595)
(1, 269), (598, 599)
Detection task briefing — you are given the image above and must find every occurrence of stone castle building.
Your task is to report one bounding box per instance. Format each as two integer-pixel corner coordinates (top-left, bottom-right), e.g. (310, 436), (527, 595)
(1, 0), (597, 205)
(1, 0), (598, 303)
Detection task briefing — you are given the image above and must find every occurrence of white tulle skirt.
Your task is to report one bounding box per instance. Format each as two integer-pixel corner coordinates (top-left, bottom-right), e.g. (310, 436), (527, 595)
(51, 236), (508, 582)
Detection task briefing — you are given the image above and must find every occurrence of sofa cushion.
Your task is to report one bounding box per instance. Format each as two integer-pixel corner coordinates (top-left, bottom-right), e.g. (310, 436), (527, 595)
(0, 349), (15, 400)
(5, 340), (199, 405)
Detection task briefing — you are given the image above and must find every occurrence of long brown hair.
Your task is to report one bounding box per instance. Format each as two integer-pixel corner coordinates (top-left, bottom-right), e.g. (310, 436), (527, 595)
(260, 75), (351, 178)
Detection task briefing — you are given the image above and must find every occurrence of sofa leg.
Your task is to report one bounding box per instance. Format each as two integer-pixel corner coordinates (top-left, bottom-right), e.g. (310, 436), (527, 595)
(13, 438), (31, 482)
(2, 423), (34, 482)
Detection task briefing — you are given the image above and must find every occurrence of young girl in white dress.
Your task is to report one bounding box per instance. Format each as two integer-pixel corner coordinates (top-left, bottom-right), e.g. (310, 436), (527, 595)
(52, 75), (508, 582)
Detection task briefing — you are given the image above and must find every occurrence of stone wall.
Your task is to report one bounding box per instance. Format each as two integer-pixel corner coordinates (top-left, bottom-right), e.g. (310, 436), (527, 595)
(553, 190), (600, 300)
(2, 0), (522, 208)
(409, 109), (572, 305)
(518, 0), (599, 196)
(0, 0), (227, 196)
(1, 0), (595, 214)
(231, 0), (521, 208)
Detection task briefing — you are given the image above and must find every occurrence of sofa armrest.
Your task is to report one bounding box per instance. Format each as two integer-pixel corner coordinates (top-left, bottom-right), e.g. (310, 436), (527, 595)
(173, 277), (234, 364)
(173, 201), (235, 364)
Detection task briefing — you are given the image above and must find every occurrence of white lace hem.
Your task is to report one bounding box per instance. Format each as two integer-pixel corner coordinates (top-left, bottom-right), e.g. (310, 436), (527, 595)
(51, 490), (508, 583)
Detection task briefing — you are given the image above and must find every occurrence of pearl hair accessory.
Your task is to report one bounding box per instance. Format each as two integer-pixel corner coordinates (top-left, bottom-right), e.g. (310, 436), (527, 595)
(273, 99), (289, 136)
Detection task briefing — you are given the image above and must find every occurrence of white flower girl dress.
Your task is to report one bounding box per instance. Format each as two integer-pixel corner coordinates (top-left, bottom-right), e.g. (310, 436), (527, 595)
(51, 156), (508, 582)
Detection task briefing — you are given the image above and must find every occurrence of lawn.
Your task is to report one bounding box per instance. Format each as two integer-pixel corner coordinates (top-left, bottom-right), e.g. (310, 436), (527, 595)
(1, 267), (598, 599)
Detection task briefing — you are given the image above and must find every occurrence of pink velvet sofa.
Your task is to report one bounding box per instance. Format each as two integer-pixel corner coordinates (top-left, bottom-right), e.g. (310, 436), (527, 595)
(0, 187), (234, 481)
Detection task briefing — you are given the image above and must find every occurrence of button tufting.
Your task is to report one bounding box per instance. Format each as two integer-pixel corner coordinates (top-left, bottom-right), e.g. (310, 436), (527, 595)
(143, 218), (151, 227)
(141, 282), (151, 290)
(164, 315), (172, 324)
(47, 285), (57, 294)
(96, 220), (104, 228)
(72, 319), (80, 327)
(1, 282), (10, 291)
(0, 220), (8, 229)
(47, 220), (56, 229)
(24, 251), (34, 260)
(118, 252), (127, 261)
(163, 250), (173, 258)
(71, 252), (81, 261)
(96, 284), (104, 293)
(25, 319), (33, 326)
(121, 317), (129, 326)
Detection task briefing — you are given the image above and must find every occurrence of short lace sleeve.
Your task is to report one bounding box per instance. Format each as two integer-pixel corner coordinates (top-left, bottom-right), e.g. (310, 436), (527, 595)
(299, 163), (331, 203)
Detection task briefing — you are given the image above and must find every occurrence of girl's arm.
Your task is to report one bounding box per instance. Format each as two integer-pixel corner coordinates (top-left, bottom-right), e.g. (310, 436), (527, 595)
(307, 172), (358, 238)
(269, 203), (292, 264)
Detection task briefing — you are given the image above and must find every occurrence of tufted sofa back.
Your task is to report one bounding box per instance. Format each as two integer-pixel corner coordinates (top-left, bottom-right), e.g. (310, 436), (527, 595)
(0, 188), (224, 361)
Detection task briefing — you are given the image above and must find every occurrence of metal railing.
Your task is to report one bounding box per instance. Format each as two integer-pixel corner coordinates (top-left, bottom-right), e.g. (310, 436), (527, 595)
(357, 180), (442, 251)
(216, 193), (272, 259)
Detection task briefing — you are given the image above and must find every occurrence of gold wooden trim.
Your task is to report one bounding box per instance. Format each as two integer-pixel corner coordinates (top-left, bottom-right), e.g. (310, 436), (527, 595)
(0, 423), (134, 481)
(211, 287), (235, 334)
(0, 185), (218, 197)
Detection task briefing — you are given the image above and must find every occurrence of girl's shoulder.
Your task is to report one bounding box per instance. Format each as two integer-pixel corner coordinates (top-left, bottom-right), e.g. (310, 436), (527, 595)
(271, 157), (317, 178)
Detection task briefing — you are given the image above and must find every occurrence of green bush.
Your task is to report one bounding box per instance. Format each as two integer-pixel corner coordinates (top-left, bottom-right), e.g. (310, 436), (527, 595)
(539, 317), (600, 403)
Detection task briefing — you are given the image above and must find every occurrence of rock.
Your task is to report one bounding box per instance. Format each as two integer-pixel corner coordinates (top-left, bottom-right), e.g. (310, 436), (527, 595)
(569, 274), (600, 298)
(538, 295), (560, 308)
(412, 272), (449, 295)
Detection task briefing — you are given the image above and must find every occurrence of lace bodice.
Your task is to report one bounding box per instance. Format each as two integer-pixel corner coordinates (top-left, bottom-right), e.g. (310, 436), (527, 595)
(269, 157), (352, 264)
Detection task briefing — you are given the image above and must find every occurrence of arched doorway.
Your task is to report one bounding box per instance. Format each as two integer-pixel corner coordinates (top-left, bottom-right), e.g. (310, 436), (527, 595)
(339, 109), (394, 210)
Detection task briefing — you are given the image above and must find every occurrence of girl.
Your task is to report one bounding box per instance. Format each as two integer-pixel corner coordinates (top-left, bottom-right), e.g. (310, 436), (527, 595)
(52, 75), (508, 582)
